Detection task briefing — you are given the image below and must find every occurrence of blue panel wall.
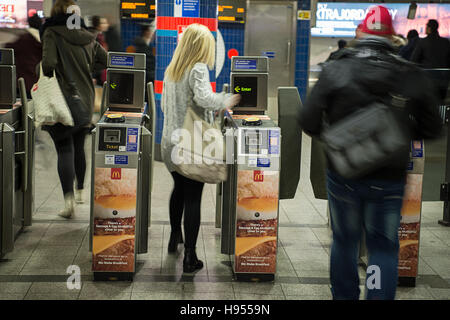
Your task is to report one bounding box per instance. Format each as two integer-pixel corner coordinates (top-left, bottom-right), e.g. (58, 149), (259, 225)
(154, 0), (219, 145)
(295, 0), (311, 103)
(216, 23), (245, 93)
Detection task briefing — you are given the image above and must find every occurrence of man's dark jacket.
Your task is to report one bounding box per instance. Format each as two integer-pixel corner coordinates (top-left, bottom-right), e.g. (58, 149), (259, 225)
(300, 37), (442, 181)
(411, 32), (450, 68)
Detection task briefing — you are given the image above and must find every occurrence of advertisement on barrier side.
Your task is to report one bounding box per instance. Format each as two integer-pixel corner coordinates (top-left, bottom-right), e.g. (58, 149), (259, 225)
(92, 167), (137, 272)
(235, 170), (279, 274)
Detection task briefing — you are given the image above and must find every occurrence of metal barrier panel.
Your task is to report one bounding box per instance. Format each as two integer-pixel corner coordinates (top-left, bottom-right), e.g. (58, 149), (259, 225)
(277, 87), (302, 200)
(1, 123), (15, 255)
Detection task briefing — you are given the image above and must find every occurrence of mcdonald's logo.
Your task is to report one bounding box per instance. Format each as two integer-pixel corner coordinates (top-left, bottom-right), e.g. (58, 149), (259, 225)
(253, 170), (264, 182)
(111, 168), (121, 180)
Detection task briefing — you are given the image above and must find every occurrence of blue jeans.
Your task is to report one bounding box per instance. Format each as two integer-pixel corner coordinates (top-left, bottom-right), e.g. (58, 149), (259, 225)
(327, 171), (405, 300)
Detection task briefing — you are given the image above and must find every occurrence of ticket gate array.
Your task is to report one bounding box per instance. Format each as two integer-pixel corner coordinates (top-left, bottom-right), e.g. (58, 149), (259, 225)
(0, 48), (35, 257)
(89, 52), (155, 280)
(217, 56), (302, 281)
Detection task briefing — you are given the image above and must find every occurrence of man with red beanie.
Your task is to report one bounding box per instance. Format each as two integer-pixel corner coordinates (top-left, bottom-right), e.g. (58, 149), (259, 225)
(300, 5), (442, 300)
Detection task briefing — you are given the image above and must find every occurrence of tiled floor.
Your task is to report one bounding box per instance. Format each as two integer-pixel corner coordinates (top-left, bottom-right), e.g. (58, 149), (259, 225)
(0, 128), (449, 300)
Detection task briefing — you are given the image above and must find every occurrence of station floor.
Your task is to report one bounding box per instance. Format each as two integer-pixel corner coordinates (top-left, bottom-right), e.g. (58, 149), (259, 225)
(0, 128), (449, 300)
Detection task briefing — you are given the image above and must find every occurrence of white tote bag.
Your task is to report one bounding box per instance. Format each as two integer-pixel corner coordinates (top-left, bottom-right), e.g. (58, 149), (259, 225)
(172, 107), (227, 184)
(31, 64), (74, 127)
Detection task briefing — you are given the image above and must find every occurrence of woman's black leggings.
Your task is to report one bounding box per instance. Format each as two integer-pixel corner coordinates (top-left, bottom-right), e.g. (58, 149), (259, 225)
(50, 129), (87, 196)
(169, 171), (205, 249)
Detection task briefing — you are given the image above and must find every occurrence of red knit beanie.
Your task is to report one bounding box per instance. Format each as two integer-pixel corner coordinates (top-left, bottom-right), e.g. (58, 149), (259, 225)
(360, 5), (394, 36)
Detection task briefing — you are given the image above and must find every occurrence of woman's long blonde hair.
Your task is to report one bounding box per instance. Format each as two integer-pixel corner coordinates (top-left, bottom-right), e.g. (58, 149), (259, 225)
(165, 23), (215, 82)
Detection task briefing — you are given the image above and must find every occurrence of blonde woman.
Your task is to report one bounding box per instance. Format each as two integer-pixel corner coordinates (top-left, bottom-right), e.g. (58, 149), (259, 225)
(161, 23), (240, 273)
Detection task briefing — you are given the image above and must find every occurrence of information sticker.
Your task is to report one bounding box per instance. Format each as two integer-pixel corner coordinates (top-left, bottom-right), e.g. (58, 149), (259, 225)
(110, 55), (135, 67)
(105, 155), (114, 165)
(126, 128), (139, 152)
(269, 130), (280, 155)
(234, 59), (257, 70)
(257, 158), (270, 168)
(411, 140), (423, 158)
(248, 158), (257, 167)
(114, 155), (129, 165)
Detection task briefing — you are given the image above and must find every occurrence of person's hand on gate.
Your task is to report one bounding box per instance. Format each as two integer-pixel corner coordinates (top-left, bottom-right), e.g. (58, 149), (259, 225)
(224, 94), (241, 110)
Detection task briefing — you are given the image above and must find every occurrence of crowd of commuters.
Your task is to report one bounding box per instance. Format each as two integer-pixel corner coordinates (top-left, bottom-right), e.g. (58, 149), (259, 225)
(3, 0), (156, 218)
(2, 0), (450, 299)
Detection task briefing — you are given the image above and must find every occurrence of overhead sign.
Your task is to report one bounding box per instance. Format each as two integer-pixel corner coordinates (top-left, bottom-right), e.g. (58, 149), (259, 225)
(174, 0), (199, 18)
(121, 0), (155, 19)
(218, 0), (246, 23)
(311, 2), (450, 38)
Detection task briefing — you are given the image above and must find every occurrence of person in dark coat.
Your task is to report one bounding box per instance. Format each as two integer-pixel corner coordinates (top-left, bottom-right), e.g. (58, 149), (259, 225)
(41, 0), (107, 218)
(5, 14), (43, 97)
(411, 20), (450, 68)
(134, 23), (156, 93)
(327, 40), (347, 61)
(399, 29), (419, 61)
(89, 15), (109, 85)
(300, 6), (442, 300)
(105, 24), (122, 52)
(411, 20), (450, 102)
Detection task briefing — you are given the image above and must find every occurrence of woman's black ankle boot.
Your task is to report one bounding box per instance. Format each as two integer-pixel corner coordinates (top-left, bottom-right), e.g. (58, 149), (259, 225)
(183, 248), (203, 273)
(168, 230), (184, 253)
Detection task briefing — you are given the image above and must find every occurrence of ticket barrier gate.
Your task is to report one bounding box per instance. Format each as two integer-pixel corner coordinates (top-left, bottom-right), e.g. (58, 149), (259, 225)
(89, 52), (155, 280)
(217, 57), (301, 281)
(0, 49), (35, 257)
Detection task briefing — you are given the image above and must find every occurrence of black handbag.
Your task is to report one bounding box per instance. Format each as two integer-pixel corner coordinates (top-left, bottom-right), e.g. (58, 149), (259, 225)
(54, 37), (91, 128)
(321, 101), (411, 179)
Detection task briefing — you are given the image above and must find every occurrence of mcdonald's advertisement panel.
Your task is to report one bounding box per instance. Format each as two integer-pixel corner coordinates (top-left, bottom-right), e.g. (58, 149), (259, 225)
(234, 170), (279, 274)
(92, 167), (138, 272)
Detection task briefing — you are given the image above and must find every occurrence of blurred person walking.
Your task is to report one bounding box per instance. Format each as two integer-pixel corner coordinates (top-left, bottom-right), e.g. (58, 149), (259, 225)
(134, 23), (156, 98)
(411, 20), (450, 102)
(5, 14), (43, 98)
(300, 6), (442, 300)
(399, 29), (419, 61)
(41, 0), (107, 218)
(327, 40), (347, 61)
(105, 24), (122, 52)
(89, 15), (109, 85)
(161, 24), (240, 273)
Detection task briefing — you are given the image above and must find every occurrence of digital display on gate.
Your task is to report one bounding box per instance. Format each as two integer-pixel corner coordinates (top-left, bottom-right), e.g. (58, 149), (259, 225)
(109, 73), (134, 105)
(234, 76), (258, 108)
(120, 0), (155, 19)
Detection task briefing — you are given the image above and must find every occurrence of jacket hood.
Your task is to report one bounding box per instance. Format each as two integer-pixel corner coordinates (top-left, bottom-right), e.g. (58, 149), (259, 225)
(334, 36), (411, 67)
(353, 36), (396, 53)
(41, 14), (94, 46)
